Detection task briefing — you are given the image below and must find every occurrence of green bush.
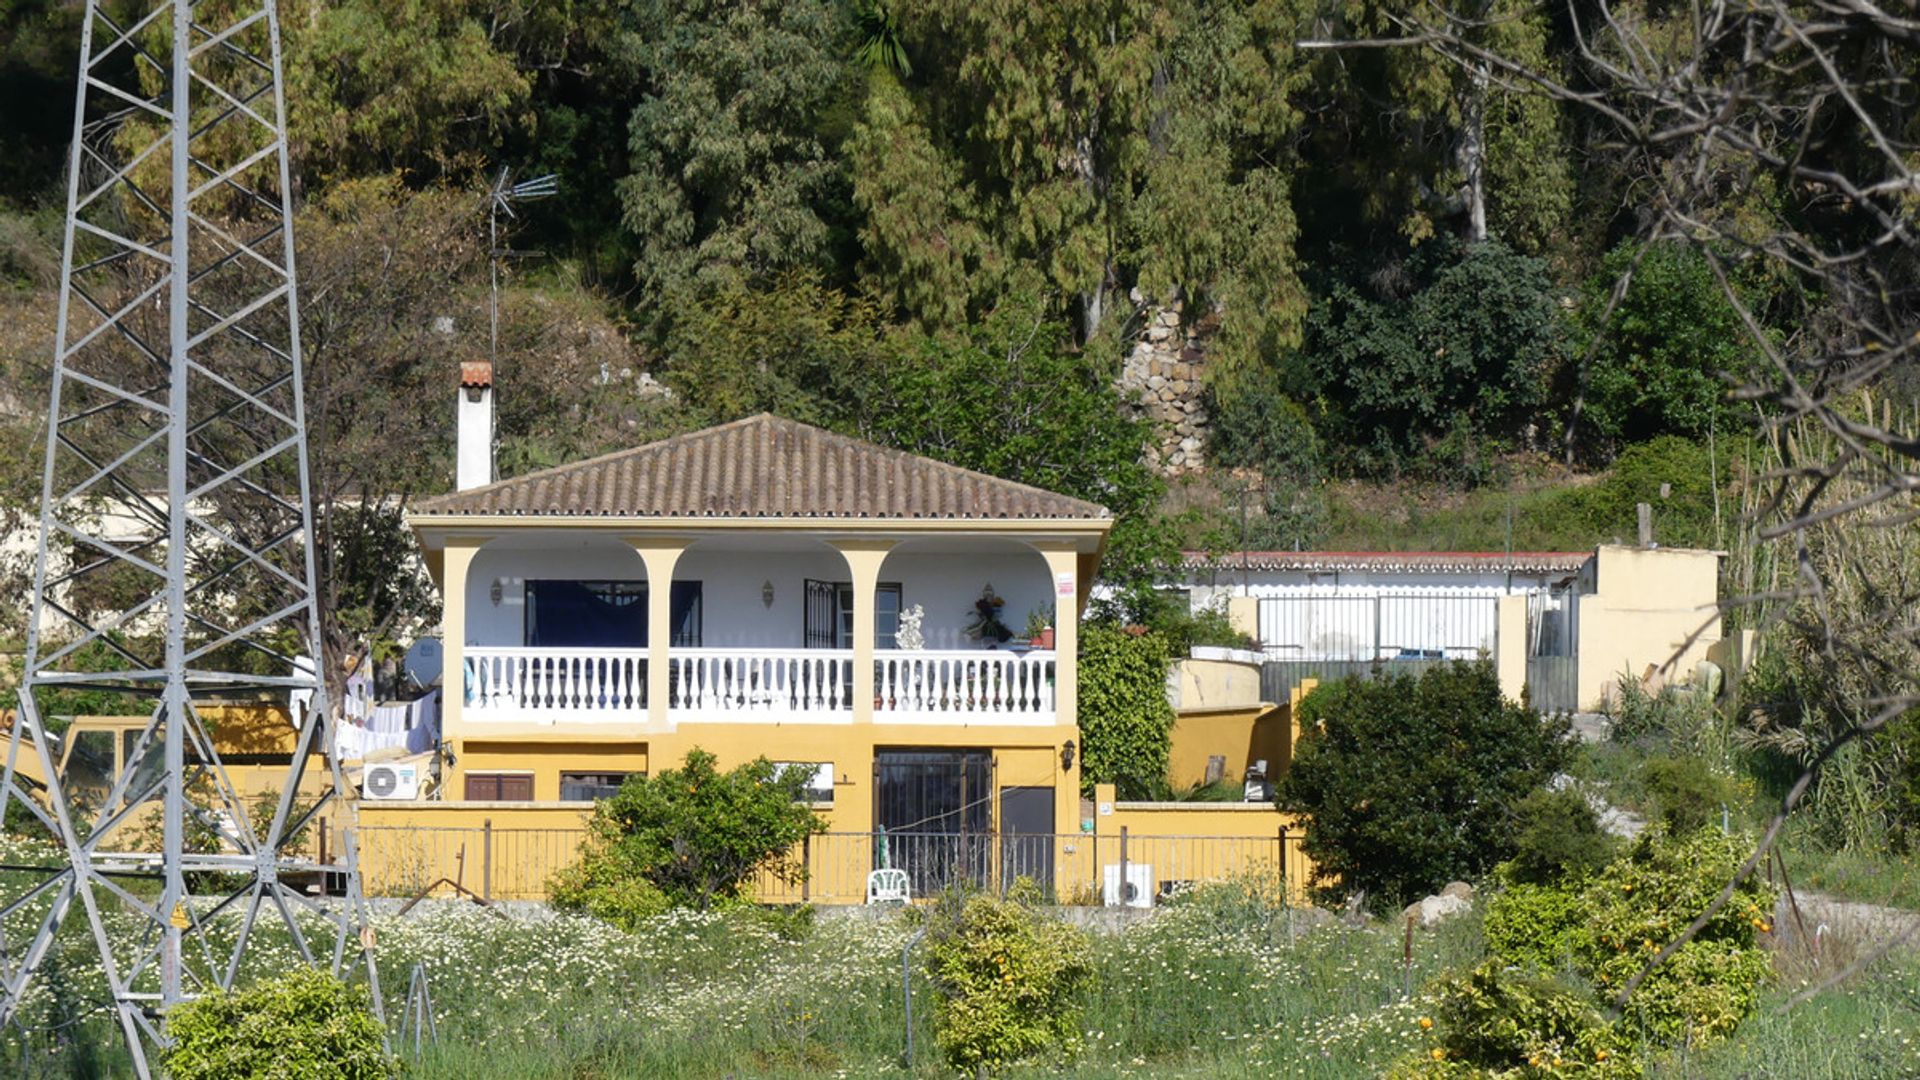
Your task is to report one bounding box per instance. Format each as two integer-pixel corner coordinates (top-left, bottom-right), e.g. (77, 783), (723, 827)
(1211, 380), (1324, 479)
(162, 966), (394, 1080)
(1077, 625), (1175, 799)
(1484, 880), (1591, 973)
(924, 892), (1093, 1073)
(1640, 756), (1738, 836)
(1391, 961), (1642, 1078)
(549, 749), (824, 914)
(547, 857), (673, 931)
(1607, 679), (1727, 756)
(1151, 603), (1257, 656)
(1574, 242), (1755, 454)
(1509, 787), (1616, 885)
(1278, 661), (1571, 906)
(1572, 436), (1726, 549)
(1298, 237), (1562, 484)
(1449, 826), (1777, 1072)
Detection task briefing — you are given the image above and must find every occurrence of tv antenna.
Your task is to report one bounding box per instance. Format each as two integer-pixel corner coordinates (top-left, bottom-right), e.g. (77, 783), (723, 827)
(0, 4), (378, 1075)
(486, 168), (559, 369)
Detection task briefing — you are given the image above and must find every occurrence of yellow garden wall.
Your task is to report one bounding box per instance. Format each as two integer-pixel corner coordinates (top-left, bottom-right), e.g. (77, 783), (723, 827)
(1166, 704), (1288, 791)
(1091, 782), (1312, 903)
(351, 801), (591, 900)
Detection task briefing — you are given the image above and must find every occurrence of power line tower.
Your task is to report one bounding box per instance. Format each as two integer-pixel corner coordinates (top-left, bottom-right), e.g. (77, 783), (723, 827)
(0, 4), (376, 1074)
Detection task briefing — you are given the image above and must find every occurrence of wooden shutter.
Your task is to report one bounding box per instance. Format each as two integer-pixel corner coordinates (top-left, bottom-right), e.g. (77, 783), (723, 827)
(465, 773), (534, 801)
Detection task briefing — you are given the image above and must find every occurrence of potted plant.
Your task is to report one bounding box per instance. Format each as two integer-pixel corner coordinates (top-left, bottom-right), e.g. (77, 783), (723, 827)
(964, 584), (1013, 647)
(1026, 604), (1055, 650)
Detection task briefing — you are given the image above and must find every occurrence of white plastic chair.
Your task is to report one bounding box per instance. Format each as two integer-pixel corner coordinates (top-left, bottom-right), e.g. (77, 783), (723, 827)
(866, 868), (910, 905)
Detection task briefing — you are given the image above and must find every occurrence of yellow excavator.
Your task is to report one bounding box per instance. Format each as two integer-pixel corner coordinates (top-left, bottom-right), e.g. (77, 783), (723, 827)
(2, 703), (340, 832)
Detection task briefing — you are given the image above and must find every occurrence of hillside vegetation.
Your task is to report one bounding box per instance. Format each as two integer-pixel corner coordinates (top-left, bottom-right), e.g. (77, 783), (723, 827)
(0, 0), (1797, 611)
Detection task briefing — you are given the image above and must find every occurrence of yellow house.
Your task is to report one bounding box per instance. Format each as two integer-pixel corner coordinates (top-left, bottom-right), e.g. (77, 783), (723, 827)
(404, 412), (1109, 889)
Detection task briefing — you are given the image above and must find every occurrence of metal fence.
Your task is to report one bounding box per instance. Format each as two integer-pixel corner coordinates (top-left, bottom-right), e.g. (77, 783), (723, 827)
(349, 824), (1310, 906)
(351, 823), (590, 901)
(1524, 589), (1580, 713)
(752, 830), (1311, 905)
(1525, 656), (1579, 713)
(1257, 592), (1499, 662)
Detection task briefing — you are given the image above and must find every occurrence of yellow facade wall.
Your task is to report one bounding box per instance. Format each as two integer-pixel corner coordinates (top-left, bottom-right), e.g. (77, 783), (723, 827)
(456, 740), (649, 802)
(445, 721), (1080, 840)
(1577, 545), (1724, 709)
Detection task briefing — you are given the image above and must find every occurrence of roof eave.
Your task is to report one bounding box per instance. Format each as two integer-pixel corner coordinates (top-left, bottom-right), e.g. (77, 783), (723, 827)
(406, 512), (1115, 533)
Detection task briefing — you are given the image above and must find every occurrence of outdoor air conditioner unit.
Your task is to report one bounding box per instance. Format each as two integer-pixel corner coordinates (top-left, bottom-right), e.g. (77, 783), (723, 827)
(1102, 863), (1155, 909)
(363, 762), (420, 801)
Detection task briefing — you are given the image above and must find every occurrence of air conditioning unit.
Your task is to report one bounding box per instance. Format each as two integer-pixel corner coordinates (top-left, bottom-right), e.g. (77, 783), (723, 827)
(363, 762), (420, 801)
(1102, 863), (1155, 909)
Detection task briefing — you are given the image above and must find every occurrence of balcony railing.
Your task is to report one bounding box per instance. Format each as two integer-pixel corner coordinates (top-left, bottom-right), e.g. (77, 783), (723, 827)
(668, 648), (853, 718)
(465, 647), (648, 722)
(875, 649), (1055, 719)
(461, 646), (1060, 723)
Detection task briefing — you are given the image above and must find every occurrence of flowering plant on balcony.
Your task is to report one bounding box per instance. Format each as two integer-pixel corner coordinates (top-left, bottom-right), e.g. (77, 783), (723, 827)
(964, 584), (1013, 644)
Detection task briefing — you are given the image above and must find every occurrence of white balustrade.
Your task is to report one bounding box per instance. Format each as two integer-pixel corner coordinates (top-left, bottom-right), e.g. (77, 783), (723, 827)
(461, 646), (1057, 724)
(464, 647), (647, 721)
(875, 650), (1056, 718)
(668, 648), (853, 717)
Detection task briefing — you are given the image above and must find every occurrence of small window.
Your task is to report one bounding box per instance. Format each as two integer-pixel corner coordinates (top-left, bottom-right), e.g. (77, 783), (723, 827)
(464, 772), (534, 801)
(775, 762), (835, 804)
(64, 729), (116, 803)
(560, 771), (637, 802)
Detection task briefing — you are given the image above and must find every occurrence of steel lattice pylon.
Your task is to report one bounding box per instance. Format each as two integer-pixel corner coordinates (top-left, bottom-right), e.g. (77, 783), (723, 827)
(0, 3), (378, 1074)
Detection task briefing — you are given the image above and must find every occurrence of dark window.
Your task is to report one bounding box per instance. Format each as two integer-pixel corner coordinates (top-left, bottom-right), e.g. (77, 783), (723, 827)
(464, 773), (534, 801)
(559, 771), (636, 802)
(999, 785), (1056, 891)
(525, 581), (702, 647)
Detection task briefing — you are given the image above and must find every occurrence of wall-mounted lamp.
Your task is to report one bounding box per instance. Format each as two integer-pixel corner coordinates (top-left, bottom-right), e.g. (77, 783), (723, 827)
(1060, 739), (1076, 772)
(762, 580), (776, 609)
(489, 578), (504, 607)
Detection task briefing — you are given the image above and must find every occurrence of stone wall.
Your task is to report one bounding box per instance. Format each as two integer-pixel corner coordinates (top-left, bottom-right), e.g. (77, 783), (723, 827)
(1118, 296), (1212, 474)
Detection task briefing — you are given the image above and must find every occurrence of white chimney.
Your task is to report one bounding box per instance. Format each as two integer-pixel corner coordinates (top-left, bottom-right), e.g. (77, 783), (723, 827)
(456, 360), (494, 491)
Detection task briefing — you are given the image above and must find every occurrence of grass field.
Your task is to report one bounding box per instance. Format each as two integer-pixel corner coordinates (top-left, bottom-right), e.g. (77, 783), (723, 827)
(3, 870), (1916, 1078)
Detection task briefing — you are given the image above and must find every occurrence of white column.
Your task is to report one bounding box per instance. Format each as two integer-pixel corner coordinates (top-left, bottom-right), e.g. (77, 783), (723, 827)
(628, 538), (686, 729)
(832, 540), (894, 723)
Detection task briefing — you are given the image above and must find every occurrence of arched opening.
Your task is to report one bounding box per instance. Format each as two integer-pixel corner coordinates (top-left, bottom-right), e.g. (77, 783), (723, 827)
(462, 533), (651, 720)
(871, 538), (1057, 720)
(666, 536), (855, 718)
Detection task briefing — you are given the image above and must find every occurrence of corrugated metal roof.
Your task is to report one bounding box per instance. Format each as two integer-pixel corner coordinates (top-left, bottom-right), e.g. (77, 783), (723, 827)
(459, 360), (493, 388)
(1180, 550), (1592, 574)
(413, 414), (1111, 520)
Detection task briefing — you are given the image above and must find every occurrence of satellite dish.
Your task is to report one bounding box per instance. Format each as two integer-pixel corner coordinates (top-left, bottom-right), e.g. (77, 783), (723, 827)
(402, 639), (444, 690)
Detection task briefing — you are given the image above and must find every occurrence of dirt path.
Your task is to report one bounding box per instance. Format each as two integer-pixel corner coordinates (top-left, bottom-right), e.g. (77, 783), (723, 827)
(1771, 890), (1920, 959)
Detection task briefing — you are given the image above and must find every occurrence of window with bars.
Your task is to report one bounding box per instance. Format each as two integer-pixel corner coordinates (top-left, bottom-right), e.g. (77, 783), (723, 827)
(802, 579), (903, 648)
(559, 771), (638, 802)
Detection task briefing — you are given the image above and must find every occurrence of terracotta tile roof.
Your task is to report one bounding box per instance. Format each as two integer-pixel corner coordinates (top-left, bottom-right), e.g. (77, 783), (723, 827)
(459, 360), (493, 388)
(413, 414), (1111, 521)
(1180, 550), (1592, 574)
